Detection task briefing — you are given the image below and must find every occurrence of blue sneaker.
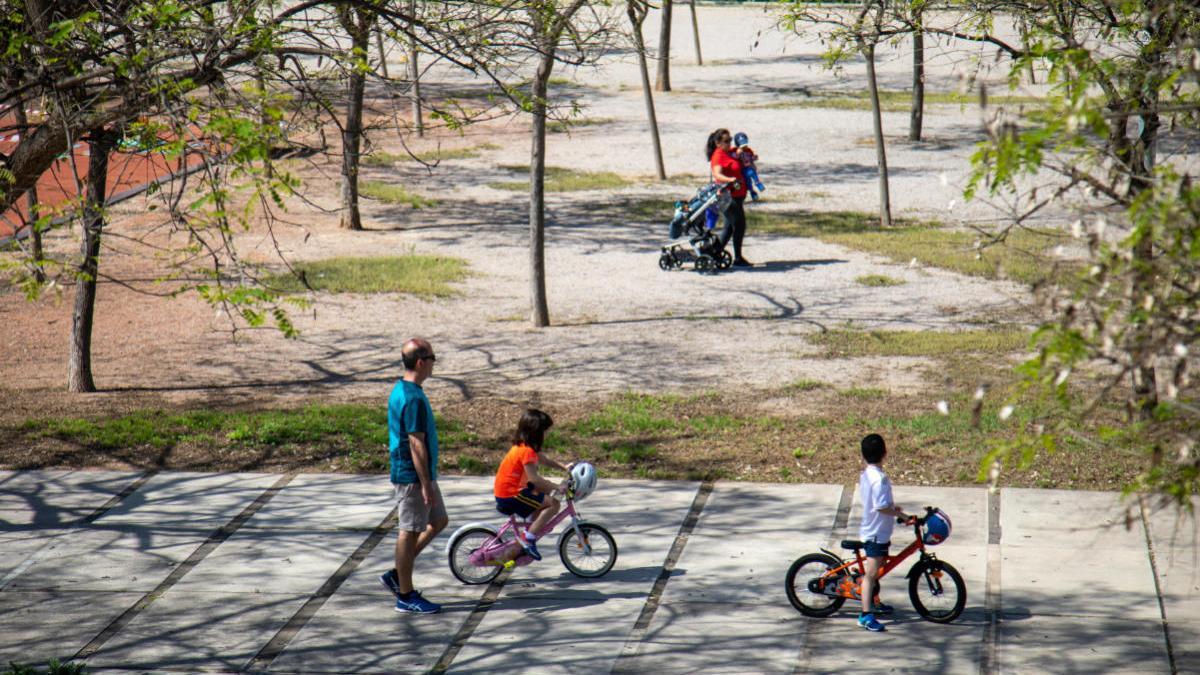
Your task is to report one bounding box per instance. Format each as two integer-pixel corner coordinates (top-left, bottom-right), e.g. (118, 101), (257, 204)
(395, 590), (441, 614)
(858, 613), (886, 632)
(873, 600), (894, 615)
(379, 568), (400, 598)
(522, 538), (542, 561)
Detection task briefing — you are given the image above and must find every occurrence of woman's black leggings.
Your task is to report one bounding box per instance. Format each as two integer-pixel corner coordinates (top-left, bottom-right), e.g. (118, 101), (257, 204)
(719, 197), (747, 259)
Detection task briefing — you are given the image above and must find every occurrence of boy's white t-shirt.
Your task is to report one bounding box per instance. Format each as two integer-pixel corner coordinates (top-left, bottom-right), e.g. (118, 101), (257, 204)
(859, 463), (895, 543)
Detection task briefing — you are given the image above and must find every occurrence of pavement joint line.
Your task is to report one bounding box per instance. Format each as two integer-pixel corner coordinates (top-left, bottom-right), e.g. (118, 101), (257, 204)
(1139, 494), (1178, 675)
(980, 488), (1001, 675)
(0, 469), (158, 592)
(243, 506), (399, 672)
(611, 479), (714, 672)
(793, 482), (854, 674)
(430, 567), (513, 674)
(71, 472), (297, 664)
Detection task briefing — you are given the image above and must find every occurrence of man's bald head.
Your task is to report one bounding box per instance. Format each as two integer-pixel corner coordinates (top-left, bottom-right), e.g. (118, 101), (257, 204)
(401, 338), (434, 371)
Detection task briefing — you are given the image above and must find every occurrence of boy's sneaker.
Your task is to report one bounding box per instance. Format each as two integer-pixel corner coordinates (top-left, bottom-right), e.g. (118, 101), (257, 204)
(858, 613), (887, 632)
(522, 539), (542, 561)
(395, 590), (441, 614)
(872, 601), (894, 615)
(379, 568), (400, 598)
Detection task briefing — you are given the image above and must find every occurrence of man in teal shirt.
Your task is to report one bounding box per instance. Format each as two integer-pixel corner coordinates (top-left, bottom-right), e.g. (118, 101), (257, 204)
(380, 338), (448, 614)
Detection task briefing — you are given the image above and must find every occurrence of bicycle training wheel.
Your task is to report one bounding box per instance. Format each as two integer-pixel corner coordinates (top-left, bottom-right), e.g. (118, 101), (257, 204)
(785, 552), (846, 617)
(448, 527), (503, 585)
(558, 523), (617, 578)
(908, 560), (966, 623)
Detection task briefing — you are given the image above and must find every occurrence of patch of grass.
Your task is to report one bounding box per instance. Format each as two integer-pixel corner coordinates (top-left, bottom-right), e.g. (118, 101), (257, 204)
(3, 386), (1142, 492)
(569, 393), (683, 436)
(490, 165), (634, 192)
(787, 379), (827, 391)
(264, 255), (471, 298)
(359, 180), (437, 208)
(855, 274), (905, 287)
(605, 442), (658, 464)
(809, 328), (1031, 358)
(840, 387), (889, 399)
(22, 405), (389, 452)
(746, 209), (1076, 286)
(363, 144), (499, 166)
(548, 117), (613, 134)
(749, 89), (1044, 112)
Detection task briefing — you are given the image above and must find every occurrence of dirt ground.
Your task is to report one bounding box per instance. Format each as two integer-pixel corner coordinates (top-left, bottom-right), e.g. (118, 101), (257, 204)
(1, 6), (1050, 428)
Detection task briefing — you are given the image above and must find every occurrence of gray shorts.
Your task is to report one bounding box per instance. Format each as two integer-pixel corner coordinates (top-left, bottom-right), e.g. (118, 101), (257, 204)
(393, 481), (447, 532)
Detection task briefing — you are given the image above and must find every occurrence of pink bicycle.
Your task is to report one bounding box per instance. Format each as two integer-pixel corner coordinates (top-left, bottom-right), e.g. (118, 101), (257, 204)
(445, 463), (617, 584)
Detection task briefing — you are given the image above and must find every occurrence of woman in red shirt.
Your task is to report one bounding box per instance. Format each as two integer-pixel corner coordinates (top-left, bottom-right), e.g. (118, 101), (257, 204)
(493, 408), (572, 560)
(707, 128), (751, 267)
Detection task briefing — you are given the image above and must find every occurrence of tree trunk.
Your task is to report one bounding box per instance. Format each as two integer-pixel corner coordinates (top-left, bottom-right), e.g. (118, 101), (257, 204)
(529, 53), (554, 327)
(68, 131), (113, 393)
(376, 23), (390, 79)
(654, 0), (672, 92)
(908, 14), (924, 142)
(864, 41), (892, 227)
(688, 0), (702, 66)
(629, 6), (666, 180)
(339, 13), (368, 231)
(14, 102), (44, 283)
(409, 0), (423, 137)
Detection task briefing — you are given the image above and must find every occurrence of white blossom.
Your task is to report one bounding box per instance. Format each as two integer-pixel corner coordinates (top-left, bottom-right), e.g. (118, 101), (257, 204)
(999, 405), (1014, 420)
(936, 400), (950, 415)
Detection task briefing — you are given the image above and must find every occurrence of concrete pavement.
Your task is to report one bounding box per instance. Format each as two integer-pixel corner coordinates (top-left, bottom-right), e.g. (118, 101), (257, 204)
(1, 470), (1194, 674)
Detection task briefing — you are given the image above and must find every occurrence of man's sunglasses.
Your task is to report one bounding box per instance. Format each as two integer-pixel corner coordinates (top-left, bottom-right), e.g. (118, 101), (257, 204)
(420, 353), (437, 362)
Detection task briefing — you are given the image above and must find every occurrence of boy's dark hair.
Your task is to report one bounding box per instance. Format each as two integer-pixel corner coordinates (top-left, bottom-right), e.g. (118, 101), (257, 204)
(512, 408), (554, 451)
(861, 433), (887, 464)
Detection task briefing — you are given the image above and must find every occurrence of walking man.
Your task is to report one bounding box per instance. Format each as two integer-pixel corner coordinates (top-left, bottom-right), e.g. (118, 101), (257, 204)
(380, 338), (448, 614)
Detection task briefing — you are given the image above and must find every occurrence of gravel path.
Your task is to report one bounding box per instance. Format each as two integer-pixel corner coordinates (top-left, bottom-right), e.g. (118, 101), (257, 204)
(0, 6), (1043, 407)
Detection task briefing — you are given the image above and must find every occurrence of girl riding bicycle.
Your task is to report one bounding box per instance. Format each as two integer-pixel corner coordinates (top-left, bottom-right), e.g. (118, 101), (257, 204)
(493, 409), (573, 561)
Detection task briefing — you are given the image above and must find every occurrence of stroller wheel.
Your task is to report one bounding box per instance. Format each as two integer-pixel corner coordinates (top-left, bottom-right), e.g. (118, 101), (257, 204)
(717, 250), (733, 270)
(659, 253), (674, 271)
(695, 256), (715, 273)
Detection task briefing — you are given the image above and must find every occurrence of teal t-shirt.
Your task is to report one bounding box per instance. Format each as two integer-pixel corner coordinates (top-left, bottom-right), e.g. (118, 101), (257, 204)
(387, 379), (438, 484)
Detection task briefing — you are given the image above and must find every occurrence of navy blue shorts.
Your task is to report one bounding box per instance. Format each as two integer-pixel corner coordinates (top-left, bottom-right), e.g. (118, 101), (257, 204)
(864, 539), (890, 558)
(495, 484), (545, 518)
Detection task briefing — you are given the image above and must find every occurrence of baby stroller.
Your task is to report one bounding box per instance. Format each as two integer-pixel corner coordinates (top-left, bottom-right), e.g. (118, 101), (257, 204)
(659, 183), (733, 273)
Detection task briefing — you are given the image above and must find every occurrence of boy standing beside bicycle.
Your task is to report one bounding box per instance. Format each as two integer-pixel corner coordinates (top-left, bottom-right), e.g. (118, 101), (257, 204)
(857, 433), (914, 632)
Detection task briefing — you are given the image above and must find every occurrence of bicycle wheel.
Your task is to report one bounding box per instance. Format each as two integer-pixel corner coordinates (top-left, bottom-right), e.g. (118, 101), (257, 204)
(908, 560), (966, 623)
(448, 527), (504, 585)
(558, 523), (617, 578)
(785, 552), (846, 617)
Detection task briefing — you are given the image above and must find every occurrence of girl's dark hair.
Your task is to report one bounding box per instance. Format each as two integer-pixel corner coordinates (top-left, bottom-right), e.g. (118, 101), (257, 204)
(512, 408), (554, 451)
(706, 128), (730, 161)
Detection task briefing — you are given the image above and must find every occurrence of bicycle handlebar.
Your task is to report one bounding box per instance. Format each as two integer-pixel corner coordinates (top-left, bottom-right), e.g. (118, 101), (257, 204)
(896, 505), (937, 525)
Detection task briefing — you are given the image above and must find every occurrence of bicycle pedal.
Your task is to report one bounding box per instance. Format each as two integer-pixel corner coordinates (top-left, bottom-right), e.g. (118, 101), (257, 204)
(503, 560), (516, 570)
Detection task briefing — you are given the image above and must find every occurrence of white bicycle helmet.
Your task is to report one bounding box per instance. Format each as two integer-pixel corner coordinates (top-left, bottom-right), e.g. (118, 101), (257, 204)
(570, 462), (598, 501)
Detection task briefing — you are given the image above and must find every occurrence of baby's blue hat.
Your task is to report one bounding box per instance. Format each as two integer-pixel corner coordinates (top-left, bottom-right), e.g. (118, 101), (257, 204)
(733, 132), (749, 147)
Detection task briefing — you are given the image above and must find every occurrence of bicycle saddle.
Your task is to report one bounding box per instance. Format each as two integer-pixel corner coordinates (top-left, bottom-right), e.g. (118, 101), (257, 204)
(840, 540), (864, 551)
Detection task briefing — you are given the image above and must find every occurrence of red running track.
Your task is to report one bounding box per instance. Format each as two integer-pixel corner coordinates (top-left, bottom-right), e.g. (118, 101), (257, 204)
(0, 120), (208, 241)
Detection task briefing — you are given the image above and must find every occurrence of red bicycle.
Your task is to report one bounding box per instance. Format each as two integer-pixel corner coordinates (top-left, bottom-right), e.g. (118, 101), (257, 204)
(785, 506), (966, 623)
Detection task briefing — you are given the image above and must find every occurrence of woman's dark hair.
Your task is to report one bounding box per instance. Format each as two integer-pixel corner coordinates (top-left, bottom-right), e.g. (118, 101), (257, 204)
(706, 128), (730, 160)
(512, 408), (554, 451)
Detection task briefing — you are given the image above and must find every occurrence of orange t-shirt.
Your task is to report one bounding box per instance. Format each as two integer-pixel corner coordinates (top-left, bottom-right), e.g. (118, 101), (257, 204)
(494, 444), (539, 498)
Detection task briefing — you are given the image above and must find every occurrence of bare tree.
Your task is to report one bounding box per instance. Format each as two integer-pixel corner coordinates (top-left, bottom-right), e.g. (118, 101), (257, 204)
(628, 0), (666, 180)
(908, 2), (924, 141)
(336, 5), (376, 231)
(655, 0), (672, 91)
(688, 0), (702, 66)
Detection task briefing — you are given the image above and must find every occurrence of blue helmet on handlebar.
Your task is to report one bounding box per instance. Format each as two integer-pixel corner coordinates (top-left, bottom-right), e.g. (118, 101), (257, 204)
(923, 508), (952, 546)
